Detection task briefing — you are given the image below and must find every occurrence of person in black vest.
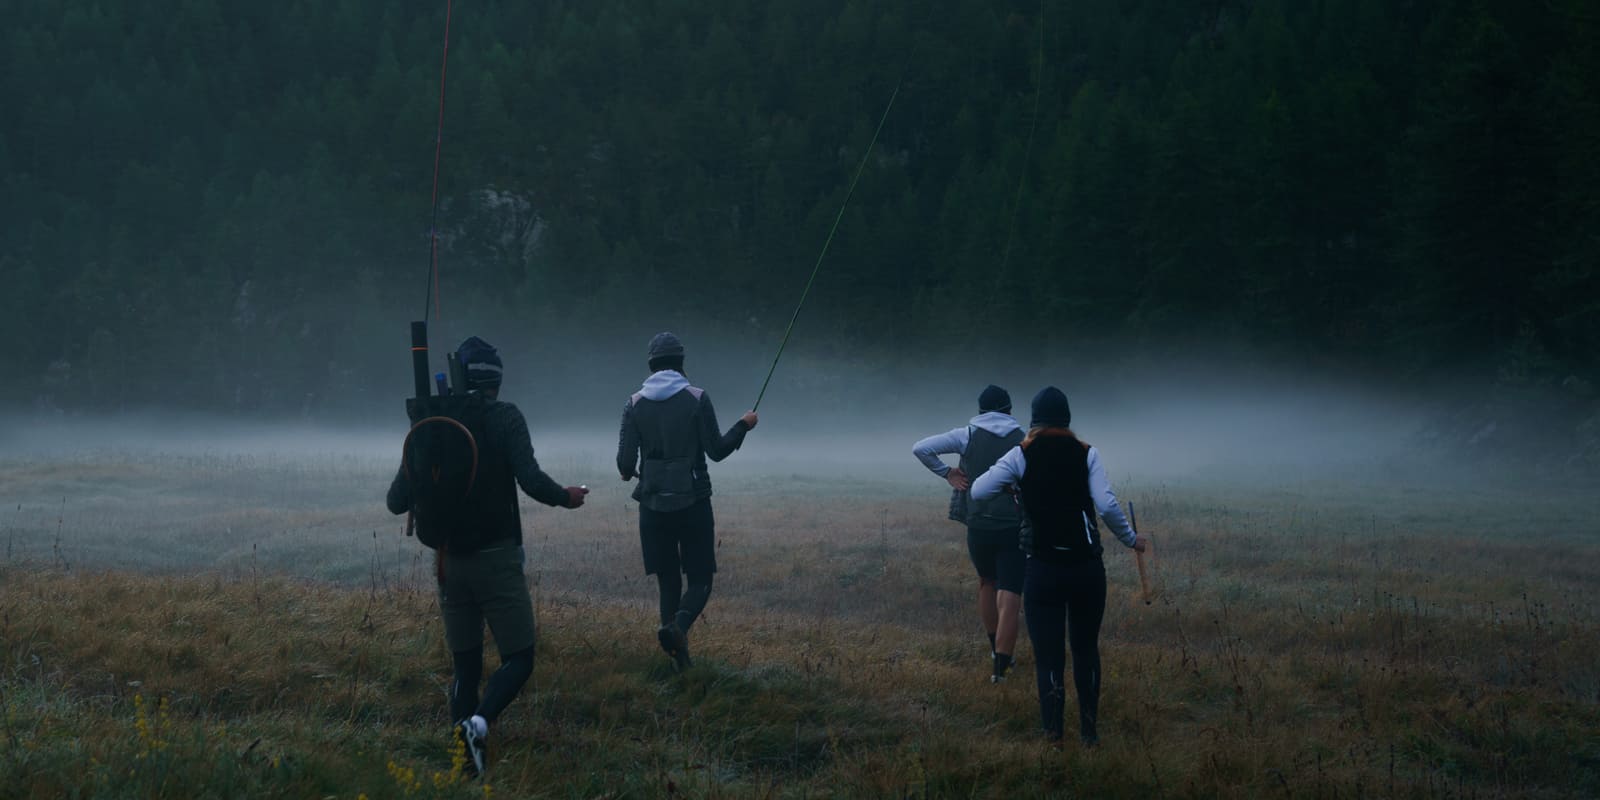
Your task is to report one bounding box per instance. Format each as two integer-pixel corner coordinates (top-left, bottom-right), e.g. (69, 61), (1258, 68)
(616, 332), (758, 670)
(970, 386), (1146, 745)
(386, 336), (590, 776)
(912, 384), (1026, 682)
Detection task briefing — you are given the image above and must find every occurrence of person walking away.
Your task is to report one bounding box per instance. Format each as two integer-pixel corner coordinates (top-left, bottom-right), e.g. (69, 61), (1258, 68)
(616, 332), (758, 670)
(911, 384), (1026, 682)
(386, 336), (590, 775)
(970, 386), (1146, 745)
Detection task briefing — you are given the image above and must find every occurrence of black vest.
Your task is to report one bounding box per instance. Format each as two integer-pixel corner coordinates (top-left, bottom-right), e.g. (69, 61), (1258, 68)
(953, 425), (1024, 530)
(1018, 431), (1102, 563)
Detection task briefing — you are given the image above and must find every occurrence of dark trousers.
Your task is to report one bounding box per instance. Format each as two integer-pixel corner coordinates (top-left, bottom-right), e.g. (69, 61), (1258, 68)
(1023, 556), (1106, 739)
(640, 498), (717, 633)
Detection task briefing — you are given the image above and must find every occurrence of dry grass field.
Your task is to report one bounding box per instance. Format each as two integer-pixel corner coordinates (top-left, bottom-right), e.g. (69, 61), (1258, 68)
(2, 435), (1598, 798)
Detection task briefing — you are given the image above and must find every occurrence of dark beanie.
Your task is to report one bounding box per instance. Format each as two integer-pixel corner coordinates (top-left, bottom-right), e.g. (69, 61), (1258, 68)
(456, 336), (503, 389)
(978, 384), (1012, 413)
(1030, 386), (1072, 428)
(647, 332), (685, 360)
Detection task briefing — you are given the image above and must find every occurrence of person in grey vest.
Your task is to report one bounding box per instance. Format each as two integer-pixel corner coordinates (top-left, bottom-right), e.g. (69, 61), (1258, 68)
(911, 384), (1026, 683)
(616, 332), (758, 670)
(971, 386), (1146, 746)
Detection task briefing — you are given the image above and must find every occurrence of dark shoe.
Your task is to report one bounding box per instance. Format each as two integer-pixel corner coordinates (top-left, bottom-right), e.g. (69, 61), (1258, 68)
(1080, 733), (1099, 748)
(456, 715), (487, 777)
(657, 623), (692, 670)
(991, 652), (1014, 683)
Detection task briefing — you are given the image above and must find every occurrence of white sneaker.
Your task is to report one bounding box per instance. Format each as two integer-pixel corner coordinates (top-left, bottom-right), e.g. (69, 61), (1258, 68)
(456, 715), (488, 777)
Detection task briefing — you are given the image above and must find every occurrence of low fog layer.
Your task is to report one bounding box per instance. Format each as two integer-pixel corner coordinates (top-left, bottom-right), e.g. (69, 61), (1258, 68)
(5, 353), (1594, 583)
(3, 355), (1436, 484)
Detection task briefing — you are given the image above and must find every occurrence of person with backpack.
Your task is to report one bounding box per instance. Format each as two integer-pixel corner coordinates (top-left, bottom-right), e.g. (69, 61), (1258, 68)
(912, 384), (1026, 683)
(385, 336), (589, 776)
(970, 386), (1146, 746)
(615, 332), (758, 670)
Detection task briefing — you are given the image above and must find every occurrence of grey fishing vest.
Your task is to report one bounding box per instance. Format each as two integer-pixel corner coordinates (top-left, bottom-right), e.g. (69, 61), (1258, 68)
(628, 387), (712, 512)
(949, 425), (1024, 530)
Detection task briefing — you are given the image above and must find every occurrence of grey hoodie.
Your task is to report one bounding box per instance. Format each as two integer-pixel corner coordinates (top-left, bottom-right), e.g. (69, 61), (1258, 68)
(910, 411), (1024, 477)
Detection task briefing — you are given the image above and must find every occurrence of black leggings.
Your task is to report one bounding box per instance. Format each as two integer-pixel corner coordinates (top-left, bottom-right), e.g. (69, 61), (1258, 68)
(656, 570), (714, 633)
(450, 644), (534, 725)
(1023, 556), (1107, 740)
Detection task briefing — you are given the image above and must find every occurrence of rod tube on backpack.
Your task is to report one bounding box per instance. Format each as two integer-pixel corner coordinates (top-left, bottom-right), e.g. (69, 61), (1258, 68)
(411, 321), (431, 399)
(447, 351), (466, 395)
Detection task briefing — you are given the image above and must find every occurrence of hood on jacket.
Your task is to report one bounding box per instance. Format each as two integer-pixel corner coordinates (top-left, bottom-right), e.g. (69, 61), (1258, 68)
(639, 370), (691, 401)
(969, 411), (1022, 437)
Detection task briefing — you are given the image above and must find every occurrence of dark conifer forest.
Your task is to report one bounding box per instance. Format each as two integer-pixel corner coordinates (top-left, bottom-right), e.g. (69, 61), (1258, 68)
(3, 1), (1596, 430)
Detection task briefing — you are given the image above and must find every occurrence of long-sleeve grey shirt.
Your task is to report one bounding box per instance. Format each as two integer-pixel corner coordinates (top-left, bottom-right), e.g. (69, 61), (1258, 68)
(910, 412), (1024, 477)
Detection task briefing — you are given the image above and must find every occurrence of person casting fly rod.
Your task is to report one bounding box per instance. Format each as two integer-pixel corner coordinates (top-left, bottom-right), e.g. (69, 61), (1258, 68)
(617, 333), (758, 669)
(611, 82), (897, 670)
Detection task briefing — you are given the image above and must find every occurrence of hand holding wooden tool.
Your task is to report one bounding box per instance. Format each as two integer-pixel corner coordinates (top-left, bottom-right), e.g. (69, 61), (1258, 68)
(1131, 502), (1152, 605)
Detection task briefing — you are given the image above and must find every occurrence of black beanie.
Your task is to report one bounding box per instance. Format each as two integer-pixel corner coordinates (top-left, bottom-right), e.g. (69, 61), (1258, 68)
(456, 336), (503, 389)
(1030, 386), (1072, 428)
(978, 384), (1012, 413)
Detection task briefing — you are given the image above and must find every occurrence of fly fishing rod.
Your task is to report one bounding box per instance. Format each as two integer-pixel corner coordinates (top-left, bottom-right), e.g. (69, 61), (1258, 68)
(752, 79), (901, 412)
(409, 0), (457, 408)
(404, 0), (458, 542)
(422, 0), (455, 328)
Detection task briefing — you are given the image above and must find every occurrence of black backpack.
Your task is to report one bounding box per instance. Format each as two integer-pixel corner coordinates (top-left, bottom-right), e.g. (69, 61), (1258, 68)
(402, 393), (493, 552)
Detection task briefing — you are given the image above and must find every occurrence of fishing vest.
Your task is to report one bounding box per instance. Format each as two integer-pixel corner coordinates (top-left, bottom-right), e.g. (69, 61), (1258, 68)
(950, 425), (1024, 530)
(628, 387), (713, 512)
(1017, 430), (1103, 563)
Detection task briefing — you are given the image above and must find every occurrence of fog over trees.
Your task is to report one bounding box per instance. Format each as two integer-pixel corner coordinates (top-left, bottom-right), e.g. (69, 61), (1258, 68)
(3, 1), (1596, 463)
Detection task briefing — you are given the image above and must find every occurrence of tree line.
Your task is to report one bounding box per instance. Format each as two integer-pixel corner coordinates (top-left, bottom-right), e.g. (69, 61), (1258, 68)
(2, 0), (1595, 414)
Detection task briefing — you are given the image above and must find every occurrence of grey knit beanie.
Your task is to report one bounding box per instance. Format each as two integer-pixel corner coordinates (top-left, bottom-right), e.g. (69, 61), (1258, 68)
(647, 332), (685, 360)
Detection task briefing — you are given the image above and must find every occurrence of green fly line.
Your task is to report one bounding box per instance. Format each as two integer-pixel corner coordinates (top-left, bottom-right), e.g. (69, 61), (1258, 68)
(752, 79), (902, 411)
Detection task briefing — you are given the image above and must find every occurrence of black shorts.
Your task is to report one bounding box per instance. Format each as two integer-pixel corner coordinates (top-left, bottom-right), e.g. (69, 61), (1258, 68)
(967, 525), (1024, 595)
(639, 497), (717, 577)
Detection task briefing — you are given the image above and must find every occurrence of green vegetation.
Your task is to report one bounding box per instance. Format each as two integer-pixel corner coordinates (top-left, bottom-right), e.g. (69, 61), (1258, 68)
(3, 451), (1598, 797)
(3, 1), (1597, 413)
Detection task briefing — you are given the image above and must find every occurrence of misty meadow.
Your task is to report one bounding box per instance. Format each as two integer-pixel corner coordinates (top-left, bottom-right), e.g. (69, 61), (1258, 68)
(3, 1), (1599, 798)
